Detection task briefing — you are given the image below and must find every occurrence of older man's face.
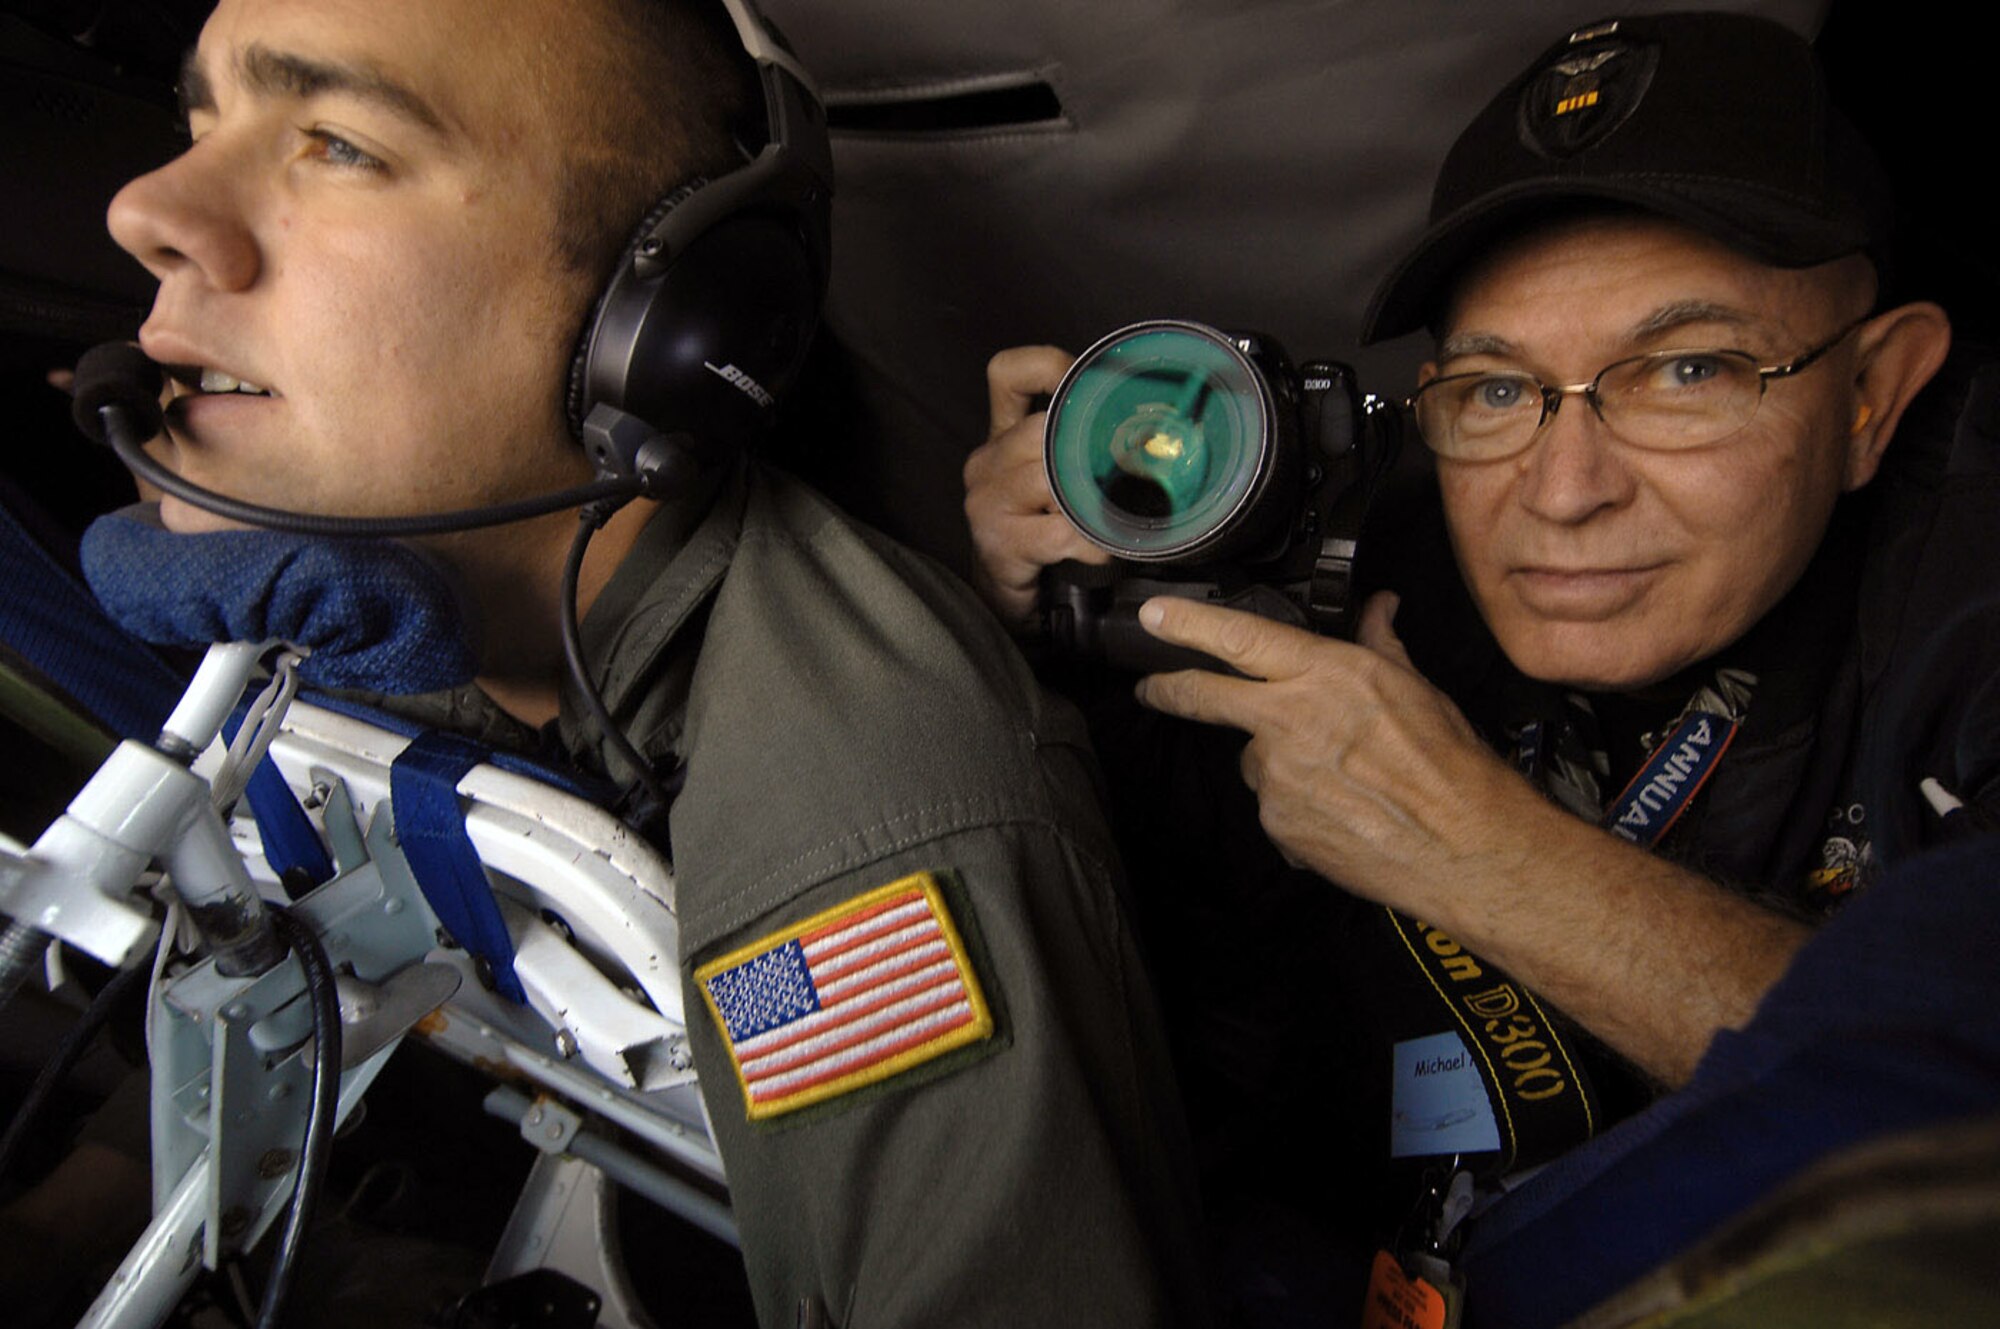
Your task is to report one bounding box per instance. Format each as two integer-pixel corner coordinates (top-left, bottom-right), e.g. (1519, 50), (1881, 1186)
(105, 0), (600, 536)
(1427, 215), (1876, 690)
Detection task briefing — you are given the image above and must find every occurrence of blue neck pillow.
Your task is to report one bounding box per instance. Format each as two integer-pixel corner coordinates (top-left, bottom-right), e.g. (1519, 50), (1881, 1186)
(80, 505), (478, 695)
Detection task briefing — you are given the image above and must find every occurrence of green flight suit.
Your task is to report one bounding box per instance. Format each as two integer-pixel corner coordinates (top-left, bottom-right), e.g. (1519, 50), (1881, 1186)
(540, 460), (1208, 1326)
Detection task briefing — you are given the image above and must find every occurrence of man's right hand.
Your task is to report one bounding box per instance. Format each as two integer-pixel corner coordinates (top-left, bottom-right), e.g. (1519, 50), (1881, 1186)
(962, 346), (1112, 629)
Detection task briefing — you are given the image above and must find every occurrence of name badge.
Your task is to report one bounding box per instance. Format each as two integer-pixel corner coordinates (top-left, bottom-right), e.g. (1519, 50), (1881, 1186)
(1390, 1031), (1501, 1159)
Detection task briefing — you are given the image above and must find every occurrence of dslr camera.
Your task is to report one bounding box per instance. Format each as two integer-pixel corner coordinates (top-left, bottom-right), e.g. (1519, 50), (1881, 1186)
(1039, 319), (1403, 672)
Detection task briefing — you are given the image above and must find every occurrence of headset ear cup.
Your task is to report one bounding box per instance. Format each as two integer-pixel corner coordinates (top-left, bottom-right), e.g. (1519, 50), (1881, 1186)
(574, 204), (820, 461)
(566, 181), (707, 440)
(566, 5), (832, 463)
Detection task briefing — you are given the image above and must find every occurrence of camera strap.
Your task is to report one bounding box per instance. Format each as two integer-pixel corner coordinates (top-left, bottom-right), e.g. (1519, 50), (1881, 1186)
(1382, 910), (1599, 1177)
(1370, 663), (1762, 1318)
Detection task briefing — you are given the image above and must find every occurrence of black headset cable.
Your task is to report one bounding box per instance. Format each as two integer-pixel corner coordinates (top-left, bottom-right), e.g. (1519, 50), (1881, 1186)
(561, 503), (677, 821)
(253, 907), (342, 1329)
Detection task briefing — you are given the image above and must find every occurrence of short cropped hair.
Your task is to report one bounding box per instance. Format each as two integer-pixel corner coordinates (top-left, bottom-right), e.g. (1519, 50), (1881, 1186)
(555, 0), (757, 280)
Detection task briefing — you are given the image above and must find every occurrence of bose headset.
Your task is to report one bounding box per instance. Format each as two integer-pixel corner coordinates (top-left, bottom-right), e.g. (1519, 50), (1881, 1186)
(570, 0), (833, 492)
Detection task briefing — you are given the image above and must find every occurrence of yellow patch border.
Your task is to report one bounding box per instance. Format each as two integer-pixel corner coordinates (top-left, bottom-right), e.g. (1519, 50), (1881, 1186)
(695, 871), (995, 1120)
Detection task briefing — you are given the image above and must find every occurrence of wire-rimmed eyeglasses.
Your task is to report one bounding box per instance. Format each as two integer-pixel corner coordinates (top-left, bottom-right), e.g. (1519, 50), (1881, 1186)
(1406, 317), (1868, 462)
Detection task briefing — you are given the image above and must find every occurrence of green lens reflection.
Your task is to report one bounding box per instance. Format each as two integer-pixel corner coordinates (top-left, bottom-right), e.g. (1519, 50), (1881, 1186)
(1047, 324), (1268, 559)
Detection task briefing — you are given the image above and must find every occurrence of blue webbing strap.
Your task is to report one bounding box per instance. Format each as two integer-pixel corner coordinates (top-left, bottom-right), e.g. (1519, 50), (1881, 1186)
(244, 760), (335, 893)
(388, 729), (527, 1004)
(219, 703), (336, 897)
(303, 691), (616, 804)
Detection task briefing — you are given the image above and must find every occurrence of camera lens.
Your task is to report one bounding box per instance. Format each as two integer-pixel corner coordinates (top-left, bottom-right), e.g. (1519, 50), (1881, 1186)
(1045, 322), (1275, 561)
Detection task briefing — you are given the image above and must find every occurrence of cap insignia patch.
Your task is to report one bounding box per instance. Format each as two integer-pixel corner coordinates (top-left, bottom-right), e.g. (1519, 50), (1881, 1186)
(1519, 40), (1658, 158)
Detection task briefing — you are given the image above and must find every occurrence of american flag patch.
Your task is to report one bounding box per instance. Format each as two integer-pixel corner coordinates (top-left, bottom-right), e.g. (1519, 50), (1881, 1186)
(694, 872), (995, 1120)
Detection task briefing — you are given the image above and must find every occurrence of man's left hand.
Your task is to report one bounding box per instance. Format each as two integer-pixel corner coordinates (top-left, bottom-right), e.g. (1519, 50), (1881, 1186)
(1132, 590), (1812, 1086)
(1133, 590), (1528, 917)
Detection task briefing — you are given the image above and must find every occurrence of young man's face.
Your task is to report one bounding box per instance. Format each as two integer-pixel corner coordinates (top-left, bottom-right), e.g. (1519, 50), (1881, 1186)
(108, 0), (600, 535)
(1425, 215), (1879, 691)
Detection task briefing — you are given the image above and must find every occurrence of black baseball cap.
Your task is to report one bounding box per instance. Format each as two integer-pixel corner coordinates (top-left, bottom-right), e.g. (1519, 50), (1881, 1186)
(1363, 11), (1893, 343)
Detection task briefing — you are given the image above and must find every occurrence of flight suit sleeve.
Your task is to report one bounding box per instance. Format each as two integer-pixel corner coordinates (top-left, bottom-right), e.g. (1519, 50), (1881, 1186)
(680, 815), (1211, 1329)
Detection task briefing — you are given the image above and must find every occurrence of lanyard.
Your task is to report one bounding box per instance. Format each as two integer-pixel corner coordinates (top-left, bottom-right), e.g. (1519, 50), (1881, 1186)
(1379, 696), (1745, 1183)
(1369, 682), (1751, 1327)
(1600, 709), (1740, 848)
